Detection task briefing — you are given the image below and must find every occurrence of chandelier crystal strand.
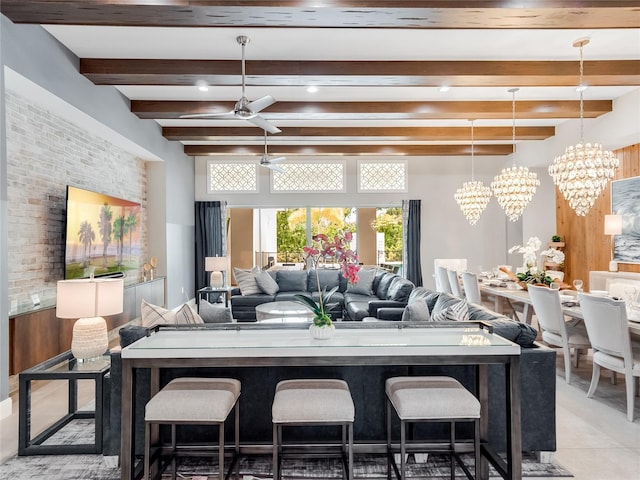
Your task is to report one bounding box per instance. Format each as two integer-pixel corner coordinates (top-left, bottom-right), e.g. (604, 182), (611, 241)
(491, 88), (540, 222)
(548, 38), (619, 217)
(454, 120), (492, 225)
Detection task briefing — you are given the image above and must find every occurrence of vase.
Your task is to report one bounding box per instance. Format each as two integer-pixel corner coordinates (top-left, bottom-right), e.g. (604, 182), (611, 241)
(309, 324), (335, 340)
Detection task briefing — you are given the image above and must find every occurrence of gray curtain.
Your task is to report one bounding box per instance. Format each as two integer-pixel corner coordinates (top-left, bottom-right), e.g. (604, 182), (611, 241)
(402, 199), (423, 286)
(195, 201), (227, 293)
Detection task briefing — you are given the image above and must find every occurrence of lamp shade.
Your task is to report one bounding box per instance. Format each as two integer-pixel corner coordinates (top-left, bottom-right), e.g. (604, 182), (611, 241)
(205, 256), (227, 272)
(56, 278), (124, 319)
(604, 214), (623, 236)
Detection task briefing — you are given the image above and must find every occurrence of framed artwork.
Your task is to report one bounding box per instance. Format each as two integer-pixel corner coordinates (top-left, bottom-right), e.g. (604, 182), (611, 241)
(611, 176), (640, 264)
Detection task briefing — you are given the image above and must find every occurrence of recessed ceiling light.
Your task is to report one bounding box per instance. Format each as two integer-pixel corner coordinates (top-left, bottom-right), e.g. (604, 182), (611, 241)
(576, 84), (588, 92)
(196, 81), (209, 92)
(306, 86), (319, 93)
(439, 86), (450, 93)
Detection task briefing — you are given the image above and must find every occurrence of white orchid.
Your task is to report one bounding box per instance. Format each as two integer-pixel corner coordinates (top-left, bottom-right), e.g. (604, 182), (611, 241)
(541, 248), (565, 264)
(509, 236), (542, 269)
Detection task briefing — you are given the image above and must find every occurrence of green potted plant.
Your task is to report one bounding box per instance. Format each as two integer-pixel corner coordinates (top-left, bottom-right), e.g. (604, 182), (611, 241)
(551, 235), (562, 243)
(294, 231), (360, 338)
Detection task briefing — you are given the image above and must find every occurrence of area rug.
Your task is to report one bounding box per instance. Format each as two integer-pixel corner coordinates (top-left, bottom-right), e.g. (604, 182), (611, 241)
(0, 448), (572, 480)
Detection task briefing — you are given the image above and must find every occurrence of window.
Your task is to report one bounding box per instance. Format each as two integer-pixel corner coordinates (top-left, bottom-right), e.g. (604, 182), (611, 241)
(208, 161), (257, 192)
(271, 161), (345, 192)
(358, 160), (407, 192)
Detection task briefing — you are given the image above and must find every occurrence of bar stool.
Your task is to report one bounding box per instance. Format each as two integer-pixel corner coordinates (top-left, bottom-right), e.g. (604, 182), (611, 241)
(272, 379), (355, 480)
(386, 376), (480, 480)
(144, 377), (241, 480)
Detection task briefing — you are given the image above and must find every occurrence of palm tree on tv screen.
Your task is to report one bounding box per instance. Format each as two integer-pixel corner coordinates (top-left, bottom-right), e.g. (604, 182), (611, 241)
(125, 211), (137, 261)
(113, 215), (125, 266)
(77, 220), (95, 268)
(98, 203), (113, 268)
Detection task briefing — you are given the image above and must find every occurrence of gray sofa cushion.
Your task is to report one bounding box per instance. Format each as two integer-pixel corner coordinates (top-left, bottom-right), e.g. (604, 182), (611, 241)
(431, 300), (470, 322)
(346, 267), (376, 295)
(376, 273), (397, 298)
(308, 269), (340, 292)
(431, 292), (463, 314)
(401, 300), (431, 321)
(255, 270), (280, 295)
(488, 318), (538, 347)
(233, 267), (262, 296)
(386, 277), (414, 302)
(199, 299), (233, 323)
(277, 270), (308, 291)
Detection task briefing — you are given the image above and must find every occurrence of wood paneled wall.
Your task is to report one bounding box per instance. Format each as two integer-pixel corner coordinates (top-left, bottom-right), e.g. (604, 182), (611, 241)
(556, 143), (640, 289)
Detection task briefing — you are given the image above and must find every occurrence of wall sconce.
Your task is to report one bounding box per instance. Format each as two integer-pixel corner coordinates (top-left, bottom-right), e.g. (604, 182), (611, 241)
(56, 278), (124, 361)
(205, 256), (228, 287)
(604, 214), (622, 272)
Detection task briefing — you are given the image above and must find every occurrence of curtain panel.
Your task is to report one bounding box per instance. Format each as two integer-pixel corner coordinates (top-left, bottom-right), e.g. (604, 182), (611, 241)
(194, 201), (227, 293)
(402, 199), (423, 286)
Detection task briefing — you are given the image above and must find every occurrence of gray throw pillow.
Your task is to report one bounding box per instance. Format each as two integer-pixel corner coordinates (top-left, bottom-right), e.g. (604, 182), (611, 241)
(199, 299), (233, 323)
(233, 267), (262, 296)
(401, 300), (431, 322)
(255, 270), (279, 295)
(346, 268), (376, 295)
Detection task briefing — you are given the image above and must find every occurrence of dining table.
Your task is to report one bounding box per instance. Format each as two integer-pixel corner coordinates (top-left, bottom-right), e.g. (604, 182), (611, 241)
(478, 281), (640, 335)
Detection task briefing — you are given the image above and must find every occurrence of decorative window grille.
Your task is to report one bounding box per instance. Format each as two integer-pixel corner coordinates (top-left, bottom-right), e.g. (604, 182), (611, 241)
(208, 161), (257, 192)
(358, 161), (408, 192)
(272, 162), (345, 192)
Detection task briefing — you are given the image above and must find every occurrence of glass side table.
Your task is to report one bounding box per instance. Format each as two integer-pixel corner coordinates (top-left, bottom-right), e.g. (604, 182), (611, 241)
(18, 350), (110, 455)
(197, 286), (232, 308)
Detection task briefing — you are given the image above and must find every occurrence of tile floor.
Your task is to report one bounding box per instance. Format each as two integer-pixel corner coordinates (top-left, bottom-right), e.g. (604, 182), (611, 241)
(1, 352), (640, 478)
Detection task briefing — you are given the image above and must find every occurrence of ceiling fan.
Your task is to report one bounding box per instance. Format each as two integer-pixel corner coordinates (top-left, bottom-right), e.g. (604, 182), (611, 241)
(259, 130), (286, 173)
(181, 36), (281, 134)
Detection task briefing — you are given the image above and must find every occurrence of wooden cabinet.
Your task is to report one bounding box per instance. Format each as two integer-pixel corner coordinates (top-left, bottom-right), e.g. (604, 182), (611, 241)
(9, 277), (165, 375)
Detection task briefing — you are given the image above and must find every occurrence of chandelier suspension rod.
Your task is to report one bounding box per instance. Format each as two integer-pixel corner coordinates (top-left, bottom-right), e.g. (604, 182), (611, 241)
(470, 119), (475, 181)
(578, 41), (585, 143)
(509, 87), (519, 168)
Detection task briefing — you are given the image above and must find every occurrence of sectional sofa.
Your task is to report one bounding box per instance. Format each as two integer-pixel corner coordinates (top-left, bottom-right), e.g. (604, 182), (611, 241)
(102, 294), (556, 459)
(229, 268), (414, 321)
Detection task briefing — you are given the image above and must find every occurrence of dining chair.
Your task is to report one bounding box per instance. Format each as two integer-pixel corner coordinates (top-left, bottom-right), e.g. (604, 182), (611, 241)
(461, 272), (482, 305)
(528, 285), (591, 384)
(446, 269), (463, 298)
(435, 266), (452, 294)
(578, 293), (640, 421)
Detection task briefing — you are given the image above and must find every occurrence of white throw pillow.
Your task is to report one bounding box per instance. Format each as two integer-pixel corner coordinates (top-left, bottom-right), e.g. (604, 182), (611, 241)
(401, 300), (431, 322)
(431, 301), (470, 322)
(233, 267), (262, 296)
(141, 300), (203, 328)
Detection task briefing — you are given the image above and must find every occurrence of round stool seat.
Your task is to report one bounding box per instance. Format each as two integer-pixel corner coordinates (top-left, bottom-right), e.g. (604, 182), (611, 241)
(272, 379), (354, 424)
(145, 377), (241, 423)
(386, 376), (480, 420)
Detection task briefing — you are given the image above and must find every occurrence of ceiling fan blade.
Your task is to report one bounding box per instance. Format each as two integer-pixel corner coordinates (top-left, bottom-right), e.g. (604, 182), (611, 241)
(269, 156), (287, 164)
(247, 115), (281, 134)
(247, 95), (276, 113)
(267, 163), (286, 174)
(179, 111), (235, 119)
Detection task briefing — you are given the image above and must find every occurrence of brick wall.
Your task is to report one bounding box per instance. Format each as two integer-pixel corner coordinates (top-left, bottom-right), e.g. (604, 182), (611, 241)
(5, 90), (148, 312)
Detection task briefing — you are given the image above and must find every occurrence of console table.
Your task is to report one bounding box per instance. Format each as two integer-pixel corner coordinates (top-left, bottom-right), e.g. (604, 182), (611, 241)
(19, 351), (110, 455)
(120, 323), (522, 480)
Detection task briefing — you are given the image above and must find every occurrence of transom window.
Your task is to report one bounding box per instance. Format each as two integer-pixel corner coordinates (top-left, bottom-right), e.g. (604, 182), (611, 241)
(358, 160), (408, 192)
(208, 161), (257, 193)
(271, 161), (345, 192)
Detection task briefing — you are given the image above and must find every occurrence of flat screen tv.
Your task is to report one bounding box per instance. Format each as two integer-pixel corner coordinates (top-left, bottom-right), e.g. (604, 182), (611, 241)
(64, 185), (141, 280)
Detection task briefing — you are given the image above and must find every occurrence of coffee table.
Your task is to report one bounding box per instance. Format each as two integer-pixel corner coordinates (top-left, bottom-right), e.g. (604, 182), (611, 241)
(255, 300), (314, 322)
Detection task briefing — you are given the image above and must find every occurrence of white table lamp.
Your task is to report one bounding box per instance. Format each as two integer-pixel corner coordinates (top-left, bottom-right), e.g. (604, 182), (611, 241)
(205, 256), (227, 288)
(56, 278), (124, 361)
(604, 214), (622, 272)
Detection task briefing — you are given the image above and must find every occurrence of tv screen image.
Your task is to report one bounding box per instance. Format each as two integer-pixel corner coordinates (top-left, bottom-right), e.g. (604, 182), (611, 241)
(65, 185), (141, 280)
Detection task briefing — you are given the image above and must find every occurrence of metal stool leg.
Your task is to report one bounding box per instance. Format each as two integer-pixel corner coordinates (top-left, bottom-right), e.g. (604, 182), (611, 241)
(450, 421), (455, 480)
(272, 424), (279, 480)
(144, 422), (151, 480)
(400, 420), (406, 480)
(171, 424), (177, 480)
(218, 422), (225, 480)
(347, 422), (354, 480)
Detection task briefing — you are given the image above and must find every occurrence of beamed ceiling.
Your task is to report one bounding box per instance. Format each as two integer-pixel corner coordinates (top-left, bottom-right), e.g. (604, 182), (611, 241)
(2, 1), (639, 159)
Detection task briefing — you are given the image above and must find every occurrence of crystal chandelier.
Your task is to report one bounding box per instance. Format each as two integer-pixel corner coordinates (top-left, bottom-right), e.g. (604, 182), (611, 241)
(491, 88), (540, 222)
(548, 38), (618, 217)
(454, 120), (492, 225)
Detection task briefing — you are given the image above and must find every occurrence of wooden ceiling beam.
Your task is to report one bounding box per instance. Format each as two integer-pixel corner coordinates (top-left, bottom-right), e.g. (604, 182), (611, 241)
(133, 100), (611, 119)
(163, 126), (555, 141)
(81, 59), (640, 87)
(184, 144), (513, 156)
(2, 1), (638, 28)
